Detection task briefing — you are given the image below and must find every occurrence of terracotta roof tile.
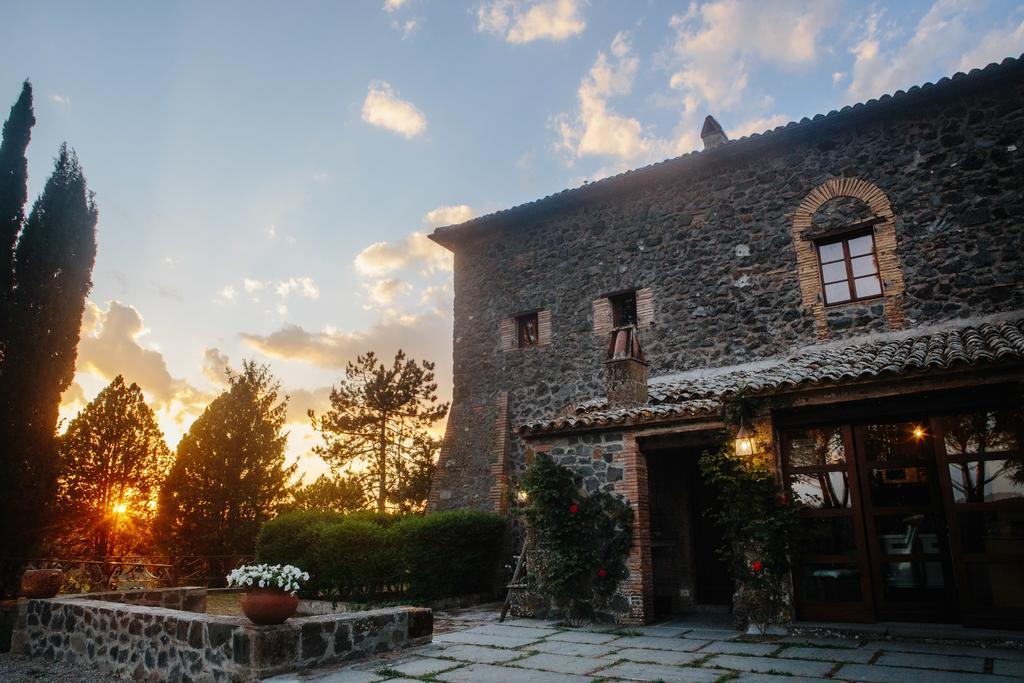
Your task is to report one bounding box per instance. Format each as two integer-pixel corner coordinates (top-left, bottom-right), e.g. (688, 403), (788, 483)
(520, 317), (1024, 434)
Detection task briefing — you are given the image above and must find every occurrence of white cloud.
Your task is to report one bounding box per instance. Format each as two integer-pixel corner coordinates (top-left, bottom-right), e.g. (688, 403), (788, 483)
(668, 0), (837, 110)
(354, 231), (452, 276)
(383, 0), (409, 12)
(478, 0), (585, 44)
(832, 71), (846, 86)
(312, 171), (330, 183)
(845, 1), (1017, 101)
(266, 224), (278, 239)
(554, 32), (656, 162)
(730, 113), (791, 138)
(361, 82), (427, 138)
(366, 278), (413, 305)
(424, 204), (476, 227)
(50, 94), (70, 106)
(217, 285), (237, 303)
(201, 347), (231, 386)
(275, 276), (320, 300)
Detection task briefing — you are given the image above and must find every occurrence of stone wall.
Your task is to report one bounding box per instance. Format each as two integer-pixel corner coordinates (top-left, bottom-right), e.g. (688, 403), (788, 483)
(430, 62), (1024, 512)
(11, 594), (432, 681)
(87, 586), (207, 613)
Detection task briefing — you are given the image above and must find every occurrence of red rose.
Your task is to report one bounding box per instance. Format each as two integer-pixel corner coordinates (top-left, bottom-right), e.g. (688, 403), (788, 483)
(777, 495), (787, 504)
(751, 560), (764, 572)
(569, 503), (579, 514)
(598, 568), (607, 578)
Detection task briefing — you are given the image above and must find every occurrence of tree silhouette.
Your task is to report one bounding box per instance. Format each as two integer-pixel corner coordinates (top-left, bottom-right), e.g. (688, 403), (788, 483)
(57, 376), (171, 557)
(0, 130), (97, 593)
(0, 80), (33, 329)
(310, 350), (449, 512)
(156, 361), (295, 557)
(288, 474), (366, 513)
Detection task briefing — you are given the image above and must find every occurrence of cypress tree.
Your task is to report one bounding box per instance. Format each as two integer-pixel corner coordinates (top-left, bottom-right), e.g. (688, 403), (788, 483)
(0, 81), (34, 335)
(0, 144), (97, 593)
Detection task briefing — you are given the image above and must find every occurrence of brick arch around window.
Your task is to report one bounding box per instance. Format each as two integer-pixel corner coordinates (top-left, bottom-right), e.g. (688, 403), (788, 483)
(791, 178), (906, 339)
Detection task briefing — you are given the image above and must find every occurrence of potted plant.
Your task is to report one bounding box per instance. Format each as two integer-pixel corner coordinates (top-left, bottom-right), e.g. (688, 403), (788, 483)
(227, 563), (309, 625)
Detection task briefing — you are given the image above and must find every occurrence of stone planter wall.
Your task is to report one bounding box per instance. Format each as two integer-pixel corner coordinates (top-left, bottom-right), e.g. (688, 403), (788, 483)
(11, 592), (432, 681)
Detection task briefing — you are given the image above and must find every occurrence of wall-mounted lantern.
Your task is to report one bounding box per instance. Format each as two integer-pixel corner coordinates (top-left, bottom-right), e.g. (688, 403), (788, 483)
(734, 421), (755, 457)
(516, 489), (529, 504)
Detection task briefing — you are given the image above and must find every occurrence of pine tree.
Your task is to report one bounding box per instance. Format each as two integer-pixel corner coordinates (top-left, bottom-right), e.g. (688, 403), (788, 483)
(0, 144), (97, 593)
(57, 376), (172, 558)
(0, 80), (34, 328)
(288, 474), (366, 513)
(309, 350), (449, 512)
(156, 361), (296, 557)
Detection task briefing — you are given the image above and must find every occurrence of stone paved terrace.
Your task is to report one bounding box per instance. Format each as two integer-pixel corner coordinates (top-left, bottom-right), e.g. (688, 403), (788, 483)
(266, 606), (1024, 683)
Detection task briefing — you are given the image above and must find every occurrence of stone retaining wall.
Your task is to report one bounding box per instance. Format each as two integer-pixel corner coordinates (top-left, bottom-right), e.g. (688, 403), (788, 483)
(11, 592), (432, 681)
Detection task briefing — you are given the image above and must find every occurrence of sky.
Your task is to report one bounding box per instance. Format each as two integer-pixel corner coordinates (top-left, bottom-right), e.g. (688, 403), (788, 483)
(2, 0), (1022, 481)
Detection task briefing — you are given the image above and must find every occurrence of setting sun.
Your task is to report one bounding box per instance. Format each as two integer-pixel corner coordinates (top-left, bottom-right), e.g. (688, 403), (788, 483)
(111, 502), (128, 515)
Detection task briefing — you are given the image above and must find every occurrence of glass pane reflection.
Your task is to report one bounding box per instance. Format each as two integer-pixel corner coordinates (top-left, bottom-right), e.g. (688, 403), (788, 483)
(939, 409), (1021, 457)
(967, 563), (1024, 608)
(798, 564), (862, 603)
(868, 467), (932, 507)
(791, 472), (851, 509)
(862, 422), (931, 463)
(959, 510), (1024, 554)
(881, 561), (947, 602)
(788, 427), (846, 467)
(949, 460), (1024, 503)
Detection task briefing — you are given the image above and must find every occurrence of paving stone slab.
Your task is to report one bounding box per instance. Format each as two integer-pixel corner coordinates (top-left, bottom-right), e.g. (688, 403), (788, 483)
(874, 651), (985, 672)
(546, 630), (620, 644)
(706, 654), (835, 677)
(835, 663), (996, 683)
(432, 644), (525, 664)
(513, 653), (609, 675)
(993, 659), (1024, 677)
(781, 645), (876, 663)
(378, 679), (420, 683)
(864, 640), (1024, 661)
(734, 674), (832, 683)
(627, 625), (691, 638)
(433, 631), (540, 648)
(301, 672), (384, 683)
(596, 662), (721, 682)
(683, 629), (741, 641)
(466, 624), (559, 639)
(605, 647), (704, 666)
(528, 639), (622, 657)
(435, 662), (594, 683)
(615, 636), (710, 651)
(388, 657), (464, 677)
(696, 640), (780, 656)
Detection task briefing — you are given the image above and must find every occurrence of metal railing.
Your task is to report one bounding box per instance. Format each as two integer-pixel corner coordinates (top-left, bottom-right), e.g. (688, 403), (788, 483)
(16, 555), (254, 592)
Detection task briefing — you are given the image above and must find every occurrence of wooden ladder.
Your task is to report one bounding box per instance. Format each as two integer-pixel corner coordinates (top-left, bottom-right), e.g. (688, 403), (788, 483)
(499, 530), (530, 623)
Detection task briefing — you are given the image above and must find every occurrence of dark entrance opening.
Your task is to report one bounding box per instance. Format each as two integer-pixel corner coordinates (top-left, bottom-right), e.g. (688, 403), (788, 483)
(646, 445), (731, 618)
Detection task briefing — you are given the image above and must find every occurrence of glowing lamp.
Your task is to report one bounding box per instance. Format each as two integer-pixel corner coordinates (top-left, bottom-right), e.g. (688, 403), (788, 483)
(734, 422), (755, 457)
(912, 425), (925, 440)
(516, 489), (529, 503)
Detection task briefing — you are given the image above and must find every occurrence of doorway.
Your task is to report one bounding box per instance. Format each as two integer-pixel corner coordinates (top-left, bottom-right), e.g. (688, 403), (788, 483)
(646, 446), (731, 617)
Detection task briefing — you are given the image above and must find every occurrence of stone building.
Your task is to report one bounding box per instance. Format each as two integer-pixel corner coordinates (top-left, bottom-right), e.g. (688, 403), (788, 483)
(427, 55), (1024, 628)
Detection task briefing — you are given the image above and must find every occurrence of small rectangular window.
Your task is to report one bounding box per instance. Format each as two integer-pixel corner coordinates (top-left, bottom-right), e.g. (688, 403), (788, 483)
(610, 291), (638, 327)
(516, 312), (539, 348)
(816, 232), (883, 305)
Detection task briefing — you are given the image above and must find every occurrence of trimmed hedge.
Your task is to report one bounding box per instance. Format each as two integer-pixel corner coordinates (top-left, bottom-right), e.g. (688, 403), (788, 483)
(256, 509), (508, 602)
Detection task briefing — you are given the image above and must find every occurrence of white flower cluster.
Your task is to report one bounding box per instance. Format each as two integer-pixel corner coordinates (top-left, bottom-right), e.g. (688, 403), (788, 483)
(226, 564), (309, 594)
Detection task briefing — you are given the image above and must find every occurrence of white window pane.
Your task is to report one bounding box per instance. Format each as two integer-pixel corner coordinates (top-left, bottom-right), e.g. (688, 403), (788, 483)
(818, 242), (844, 262)
(825, 281), (851, 304)
(848, 234), (874, 257)
(854, 275), (882, 298)
(822, 261), (848, 283)
(851, 254), (878, 277)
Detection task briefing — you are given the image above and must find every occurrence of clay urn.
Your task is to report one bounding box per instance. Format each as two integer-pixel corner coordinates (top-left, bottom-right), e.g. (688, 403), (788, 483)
(240, 588), (299, 626)
(19, 569), (63, 599)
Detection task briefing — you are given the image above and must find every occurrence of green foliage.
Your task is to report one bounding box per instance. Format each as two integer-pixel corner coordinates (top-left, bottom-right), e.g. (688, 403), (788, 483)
(0, 80), (33, 311)
(255, 510), (508, 602)
(393, 510), (508, 600)
(156, 361), (296, 556)
(521, 453), (634, 625)
(699, 440), (800, 632)
(288, 474), (367, 513)
(309, 350), (449, 512)
(57, 376), (172, 557)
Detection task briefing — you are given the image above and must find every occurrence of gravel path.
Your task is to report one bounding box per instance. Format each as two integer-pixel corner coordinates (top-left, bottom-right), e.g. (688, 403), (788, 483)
(0, 653), (120, 682)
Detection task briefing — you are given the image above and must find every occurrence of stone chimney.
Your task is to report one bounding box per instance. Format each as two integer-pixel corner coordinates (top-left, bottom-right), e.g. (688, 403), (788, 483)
(604, 326), (648, 405)
(701, 115), (728, 150)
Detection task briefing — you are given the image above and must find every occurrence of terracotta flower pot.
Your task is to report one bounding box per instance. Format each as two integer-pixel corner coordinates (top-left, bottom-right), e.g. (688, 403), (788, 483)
(240, 588), (299, 625)
(19, 569), (63, 598)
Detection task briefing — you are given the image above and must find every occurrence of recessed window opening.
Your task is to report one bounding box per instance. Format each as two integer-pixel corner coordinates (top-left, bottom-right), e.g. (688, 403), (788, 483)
(817, 232), (883, 306)
(610, 291), (638, 327)
(516, 312), (539, 348)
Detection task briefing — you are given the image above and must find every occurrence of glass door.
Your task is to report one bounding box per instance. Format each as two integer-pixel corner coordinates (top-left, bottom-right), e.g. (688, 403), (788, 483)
(853, 421), (959, 622)
(934, 408), (1024, 628)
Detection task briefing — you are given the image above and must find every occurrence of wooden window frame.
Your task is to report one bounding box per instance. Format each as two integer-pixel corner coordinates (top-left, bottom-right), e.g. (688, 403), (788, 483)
(609, 290), (638, 328)
(815, 230), (884, 307)
(515, 311), (539, 348)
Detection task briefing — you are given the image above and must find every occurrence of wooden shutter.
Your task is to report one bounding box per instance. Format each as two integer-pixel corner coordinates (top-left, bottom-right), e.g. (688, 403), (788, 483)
(636, 287), (654, 328)
(500, 318), (516, 351)
(537, 309), (552, 346)
(593, 298), (613, 335)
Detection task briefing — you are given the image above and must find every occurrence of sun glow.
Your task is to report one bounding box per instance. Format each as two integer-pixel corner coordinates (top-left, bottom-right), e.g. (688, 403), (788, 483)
(111, 501), (128, 515)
